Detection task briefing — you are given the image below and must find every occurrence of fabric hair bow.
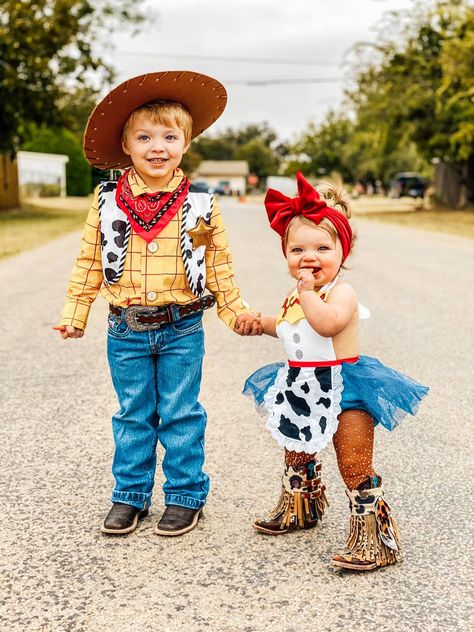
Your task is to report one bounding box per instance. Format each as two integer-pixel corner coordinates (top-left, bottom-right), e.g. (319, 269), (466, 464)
(264, 172), (353, 262)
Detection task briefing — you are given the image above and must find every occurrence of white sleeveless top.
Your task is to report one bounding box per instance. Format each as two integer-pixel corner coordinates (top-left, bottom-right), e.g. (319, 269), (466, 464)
(275, 277), (370, 363)
(275, 278), (339, 362)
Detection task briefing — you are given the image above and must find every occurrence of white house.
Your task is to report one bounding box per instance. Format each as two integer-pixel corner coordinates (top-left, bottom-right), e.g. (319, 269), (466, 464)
(193, 160), (249, 195)
(17, 151), (69, 196)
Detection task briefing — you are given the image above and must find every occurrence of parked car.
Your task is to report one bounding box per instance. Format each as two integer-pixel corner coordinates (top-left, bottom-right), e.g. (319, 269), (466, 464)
(191, 181), (231, 196)
(191, 181), (212, 193)
(388, 173), (426, 198)
(211, 184), (231, 196)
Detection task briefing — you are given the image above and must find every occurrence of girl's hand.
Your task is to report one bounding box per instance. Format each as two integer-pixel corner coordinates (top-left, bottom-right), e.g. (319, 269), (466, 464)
(297, 268), (316, 293)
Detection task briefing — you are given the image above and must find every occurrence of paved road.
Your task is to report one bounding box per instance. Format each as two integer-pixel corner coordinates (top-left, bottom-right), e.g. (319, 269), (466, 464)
(1, 199), (473, 631)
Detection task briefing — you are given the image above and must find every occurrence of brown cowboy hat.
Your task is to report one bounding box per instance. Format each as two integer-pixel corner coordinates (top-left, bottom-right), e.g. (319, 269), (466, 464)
(83, 70), (227, 169)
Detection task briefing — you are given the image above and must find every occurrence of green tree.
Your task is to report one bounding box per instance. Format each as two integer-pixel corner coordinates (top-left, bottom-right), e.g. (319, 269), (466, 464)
(222, 122), (278, 149)
(58, 85), (102, 142)
(234, 138), (280, 180)
(286, 112), (354, 181)
(180, 148), (203, 176)
(346, 0), (473, 187)
(436, 2), (474, 162)
(0, 0), (147, 153)
(23, 126), (92, 195)
(190, 122), (283, 179)
(191, 136), (233, 161)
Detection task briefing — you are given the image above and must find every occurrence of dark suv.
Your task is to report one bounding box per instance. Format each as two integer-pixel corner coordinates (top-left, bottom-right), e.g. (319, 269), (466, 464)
(191, 181), (212, 193)
(389, 173), (426, 198)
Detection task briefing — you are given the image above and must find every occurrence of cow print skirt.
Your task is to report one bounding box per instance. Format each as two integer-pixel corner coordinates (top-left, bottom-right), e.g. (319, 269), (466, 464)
(262, 362), (343, 453)
(243, 355), (429, 446)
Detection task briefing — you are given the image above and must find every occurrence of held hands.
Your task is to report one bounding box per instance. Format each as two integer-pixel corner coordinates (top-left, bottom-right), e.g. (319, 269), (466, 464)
(297, 268), (316, 293)
(234, 312), (263, 336)
(57, 317), (262, 338)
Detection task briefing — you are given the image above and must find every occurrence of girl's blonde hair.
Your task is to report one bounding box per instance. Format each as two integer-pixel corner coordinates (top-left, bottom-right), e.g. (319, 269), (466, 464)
(121, 100), (193, 146)
(283, 183), (354, 261)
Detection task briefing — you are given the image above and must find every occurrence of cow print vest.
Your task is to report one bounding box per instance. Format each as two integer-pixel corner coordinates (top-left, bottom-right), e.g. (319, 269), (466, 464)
(98, 181), (213, 296)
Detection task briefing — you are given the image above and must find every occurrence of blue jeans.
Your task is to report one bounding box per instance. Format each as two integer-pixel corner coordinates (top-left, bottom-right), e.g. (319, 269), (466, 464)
(106, 307), (209, 511)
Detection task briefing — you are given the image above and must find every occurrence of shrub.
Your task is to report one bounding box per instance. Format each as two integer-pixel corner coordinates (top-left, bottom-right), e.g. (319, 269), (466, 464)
(22, 126), (91, 196)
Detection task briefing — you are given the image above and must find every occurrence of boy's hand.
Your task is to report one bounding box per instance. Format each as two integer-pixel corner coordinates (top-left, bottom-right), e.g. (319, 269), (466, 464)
(54, 325), (84, 339)
(297, 268), (316, 293)
(234, 312), (263, 336)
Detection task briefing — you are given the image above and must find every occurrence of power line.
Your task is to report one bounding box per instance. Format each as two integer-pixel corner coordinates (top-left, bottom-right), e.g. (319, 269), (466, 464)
(112, 50), (340, 66)
(226, 77), (343, 86)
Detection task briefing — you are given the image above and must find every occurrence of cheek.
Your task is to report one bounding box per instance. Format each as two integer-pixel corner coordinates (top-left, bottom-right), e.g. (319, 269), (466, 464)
(287, 258), (299, 274)
(327, 257), (342, 272)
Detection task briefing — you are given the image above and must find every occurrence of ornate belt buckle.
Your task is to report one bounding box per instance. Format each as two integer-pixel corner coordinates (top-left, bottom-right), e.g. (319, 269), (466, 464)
(125, 305), (161, 332)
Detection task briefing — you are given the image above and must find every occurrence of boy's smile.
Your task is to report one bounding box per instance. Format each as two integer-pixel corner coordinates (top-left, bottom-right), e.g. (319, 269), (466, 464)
(121, 112), (189, 191)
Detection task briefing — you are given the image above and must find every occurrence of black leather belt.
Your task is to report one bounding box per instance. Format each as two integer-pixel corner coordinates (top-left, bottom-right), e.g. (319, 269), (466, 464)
(109, 295), (216, 332)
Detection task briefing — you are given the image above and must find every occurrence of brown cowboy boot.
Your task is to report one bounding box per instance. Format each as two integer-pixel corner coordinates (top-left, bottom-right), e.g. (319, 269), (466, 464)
(332, 476), (400, 570)
(253, 450), (328, 535)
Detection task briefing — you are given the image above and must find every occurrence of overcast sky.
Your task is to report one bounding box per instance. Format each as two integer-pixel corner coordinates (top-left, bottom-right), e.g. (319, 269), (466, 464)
(105, 0), (416, 143)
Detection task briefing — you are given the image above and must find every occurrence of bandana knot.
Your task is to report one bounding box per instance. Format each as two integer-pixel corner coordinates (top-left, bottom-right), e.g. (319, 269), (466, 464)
(115, 169), (190, 242)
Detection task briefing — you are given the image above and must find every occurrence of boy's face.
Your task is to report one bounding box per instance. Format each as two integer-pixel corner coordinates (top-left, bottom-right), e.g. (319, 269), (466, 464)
(121, 112), (189, 190)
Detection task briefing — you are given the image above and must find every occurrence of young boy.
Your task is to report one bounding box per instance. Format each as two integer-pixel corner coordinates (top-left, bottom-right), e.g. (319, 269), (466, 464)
(56, 71), (260, 536)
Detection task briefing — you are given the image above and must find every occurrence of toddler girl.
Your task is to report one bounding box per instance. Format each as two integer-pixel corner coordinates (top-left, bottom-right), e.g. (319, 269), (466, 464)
(244, 172), (428, 570)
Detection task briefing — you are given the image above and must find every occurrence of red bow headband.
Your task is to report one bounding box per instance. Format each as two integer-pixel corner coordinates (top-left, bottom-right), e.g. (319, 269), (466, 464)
(264, 172), (353, 262)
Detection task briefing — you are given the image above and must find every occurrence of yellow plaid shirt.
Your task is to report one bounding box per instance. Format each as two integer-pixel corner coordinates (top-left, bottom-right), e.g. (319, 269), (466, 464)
(60, 169), (248, 330)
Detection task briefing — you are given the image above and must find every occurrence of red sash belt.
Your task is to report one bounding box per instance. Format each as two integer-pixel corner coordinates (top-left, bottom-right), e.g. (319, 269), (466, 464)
(288, 356), (359, 368)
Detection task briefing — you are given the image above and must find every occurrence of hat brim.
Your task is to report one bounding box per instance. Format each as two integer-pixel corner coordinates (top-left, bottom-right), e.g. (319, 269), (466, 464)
(83, 70), (227, 170)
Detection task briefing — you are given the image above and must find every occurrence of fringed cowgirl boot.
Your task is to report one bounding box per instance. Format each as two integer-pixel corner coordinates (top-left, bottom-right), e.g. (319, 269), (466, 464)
(253, 450), (328, 535)
(332, 476), (400, 570)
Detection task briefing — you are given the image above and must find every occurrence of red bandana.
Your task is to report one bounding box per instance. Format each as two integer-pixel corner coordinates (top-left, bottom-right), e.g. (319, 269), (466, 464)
(264, 172), (353, 262)
(115, 169), (190, 242)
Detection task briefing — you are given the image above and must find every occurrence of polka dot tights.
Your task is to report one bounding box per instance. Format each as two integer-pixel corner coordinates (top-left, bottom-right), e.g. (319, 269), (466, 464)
(333, 409), (377, 490)
(285, 410), (378, 490)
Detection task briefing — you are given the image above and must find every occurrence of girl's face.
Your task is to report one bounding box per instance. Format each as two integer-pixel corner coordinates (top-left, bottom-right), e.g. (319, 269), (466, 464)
(285, 222), (343, 289)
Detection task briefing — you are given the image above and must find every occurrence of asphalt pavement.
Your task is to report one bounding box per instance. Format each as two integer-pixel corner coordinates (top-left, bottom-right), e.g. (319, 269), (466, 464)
(1, 198), (473, 631)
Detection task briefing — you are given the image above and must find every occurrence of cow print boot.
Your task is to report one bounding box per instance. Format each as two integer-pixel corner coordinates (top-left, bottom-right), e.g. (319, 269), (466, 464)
(332, 476), (400, 570)
(253, 450), (328, 535)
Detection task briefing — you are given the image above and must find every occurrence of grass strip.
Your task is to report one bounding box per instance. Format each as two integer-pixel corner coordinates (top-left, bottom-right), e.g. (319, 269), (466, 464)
(355, 210), (474, 239)
(1, 201), (472, 261)
(0, 203), (86, 259)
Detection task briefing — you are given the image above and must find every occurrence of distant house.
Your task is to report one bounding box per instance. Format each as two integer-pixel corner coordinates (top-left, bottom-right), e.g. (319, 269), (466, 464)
(193, 160), (249, 195)
(17, 151), (69, 197)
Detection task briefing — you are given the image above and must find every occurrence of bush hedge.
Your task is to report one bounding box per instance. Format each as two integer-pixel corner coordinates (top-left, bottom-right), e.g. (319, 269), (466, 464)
(22, 127), (91, 196)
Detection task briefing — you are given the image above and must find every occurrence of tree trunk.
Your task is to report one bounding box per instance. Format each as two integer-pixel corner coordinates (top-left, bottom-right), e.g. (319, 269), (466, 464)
(434, 160), (474, 209)
(0, 153), (20, 210)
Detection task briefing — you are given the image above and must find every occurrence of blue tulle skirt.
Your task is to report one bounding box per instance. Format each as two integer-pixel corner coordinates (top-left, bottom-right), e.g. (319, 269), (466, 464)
(243, 355), (429, 431)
